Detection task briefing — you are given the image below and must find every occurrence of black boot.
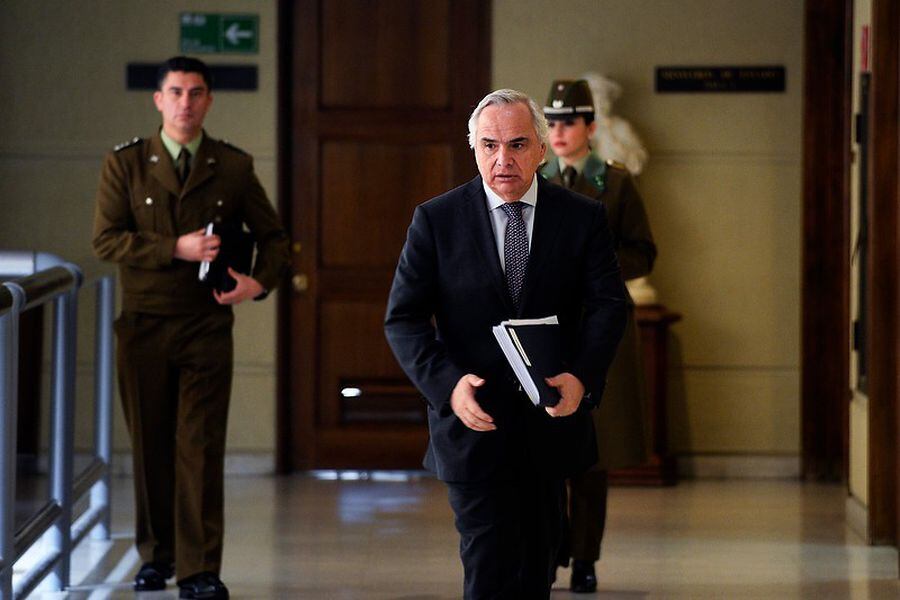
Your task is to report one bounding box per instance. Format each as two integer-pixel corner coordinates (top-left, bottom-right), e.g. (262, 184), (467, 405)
(134, 561), (174, 591)
(570, 559), (597, 593)
(178, 571), (230, 599)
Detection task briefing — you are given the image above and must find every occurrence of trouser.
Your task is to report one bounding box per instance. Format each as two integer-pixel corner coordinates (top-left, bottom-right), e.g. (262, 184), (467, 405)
(447, 471), (565, 600)
(115, 310), (233, 580)
(558, 470), (609, 564)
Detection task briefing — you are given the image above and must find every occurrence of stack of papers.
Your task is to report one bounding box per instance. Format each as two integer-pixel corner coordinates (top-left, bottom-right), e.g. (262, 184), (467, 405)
(492, 315), (562, 407)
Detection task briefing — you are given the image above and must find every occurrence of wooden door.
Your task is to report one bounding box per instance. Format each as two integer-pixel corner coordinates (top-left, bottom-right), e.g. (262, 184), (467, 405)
(277, 0), (491, 470)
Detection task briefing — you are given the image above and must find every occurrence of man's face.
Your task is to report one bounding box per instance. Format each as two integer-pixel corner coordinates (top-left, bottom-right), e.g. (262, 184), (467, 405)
(474, 102), (546, 202)
(153, 71), (212, 142)
(548, 117), (596, 162)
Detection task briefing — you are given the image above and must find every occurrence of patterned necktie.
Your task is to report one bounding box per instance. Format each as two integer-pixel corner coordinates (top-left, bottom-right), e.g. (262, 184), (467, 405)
(501, 201), (528, 310)
(176, 147), (191, 185)
(562, 165), (576, 189)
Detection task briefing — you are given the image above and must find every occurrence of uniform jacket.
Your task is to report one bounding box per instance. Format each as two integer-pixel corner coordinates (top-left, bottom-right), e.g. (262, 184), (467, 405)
(541, 154), (656, 469)
(92, 131), (290, 314)
(384, 175), (627, 483)
(541, 155), (655, 291)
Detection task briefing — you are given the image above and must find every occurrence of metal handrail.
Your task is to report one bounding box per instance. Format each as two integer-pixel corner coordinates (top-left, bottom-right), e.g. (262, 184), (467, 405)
(12, 267), (79, 312)
(13, 502), (61, 559)
(0, 251), (116, 599)
(0, 284), (23, 598)
(0, 288), (12, 315)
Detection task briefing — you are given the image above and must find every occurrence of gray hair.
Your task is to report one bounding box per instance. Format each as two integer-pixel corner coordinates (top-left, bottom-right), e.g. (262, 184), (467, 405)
(467, 89), (549, 149)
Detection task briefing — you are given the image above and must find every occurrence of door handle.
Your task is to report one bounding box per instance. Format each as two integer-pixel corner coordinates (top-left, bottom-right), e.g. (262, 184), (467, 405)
(292, 273), (309, 293)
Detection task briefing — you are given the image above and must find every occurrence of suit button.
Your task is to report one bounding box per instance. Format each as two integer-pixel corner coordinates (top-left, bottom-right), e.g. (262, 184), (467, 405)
(145, 197), (153, 205)
(216, 200), (223, 206)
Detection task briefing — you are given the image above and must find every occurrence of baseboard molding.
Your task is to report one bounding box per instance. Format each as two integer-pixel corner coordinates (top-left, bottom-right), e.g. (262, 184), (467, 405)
(677, 454), (801, 479)
(30, 451), (279, 478)
(110, 451), (275, 476)
(55, 452), (803, 480)
(845, 494), (869, 542)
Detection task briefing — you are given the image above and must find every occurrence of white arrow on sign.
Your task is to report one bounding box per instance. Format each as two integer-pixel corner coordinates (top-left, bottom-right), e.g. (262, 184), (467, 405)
(225, 22), (253, 45)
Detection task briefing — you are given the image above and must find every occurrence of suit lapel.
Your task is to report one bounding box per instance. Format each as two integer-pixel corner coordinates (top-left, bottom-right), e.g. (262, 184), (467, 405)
(147, 134), (181, 198)
(520, 178), (565, 313)
(461, 178), (515, 313)
(182, 135), (216, 197)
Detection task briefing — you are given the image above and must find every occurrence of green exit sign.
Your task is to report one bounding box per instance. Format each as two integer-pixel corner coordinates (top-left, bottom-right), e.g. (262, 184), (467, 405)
(180, 13), (258, 54)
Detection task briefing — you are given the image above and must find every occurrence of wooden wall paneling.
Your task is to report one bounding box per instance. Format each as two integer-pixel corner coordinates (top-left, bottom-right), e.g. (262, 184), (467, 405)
(321, 0), (450, 109)
(801, 0), (851, 482)
(869, 0), (900, 547)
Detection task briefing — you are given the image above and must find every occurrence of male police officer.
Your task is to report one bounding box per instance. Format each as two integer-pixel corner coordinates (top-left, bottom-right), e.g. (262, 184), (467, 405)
(541, 79), (656, 593)
(93, 56), (289, 599)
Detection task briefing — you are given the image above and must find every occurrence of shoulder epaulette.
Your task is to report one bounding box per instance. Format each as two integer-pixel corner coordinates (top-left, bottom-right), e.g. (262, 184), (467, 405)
(606, 159), (627, 171)
(113, 137), (142, 152)
(218, 139), (249, 156)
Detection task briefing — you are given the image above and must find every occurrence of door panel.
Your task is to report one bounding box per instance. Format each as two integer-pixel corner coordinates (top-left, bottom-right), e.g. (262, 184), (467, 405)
(279, 0), (491, 470)
(320, 142), (453, 267)
(321, 0), (451, 109)
(319, 301), (410, 426)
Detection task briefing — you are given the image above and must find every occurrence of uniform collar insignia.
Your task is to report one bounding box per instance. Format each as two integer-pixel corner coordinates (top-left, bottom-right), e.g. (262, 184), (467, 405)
(582, 155), (607, 194)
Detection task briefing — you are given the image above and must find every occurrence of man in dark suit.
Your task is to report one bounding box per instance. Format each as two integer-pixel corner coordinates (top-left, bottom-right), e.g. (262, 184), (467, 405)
(384, 89), (627, 598)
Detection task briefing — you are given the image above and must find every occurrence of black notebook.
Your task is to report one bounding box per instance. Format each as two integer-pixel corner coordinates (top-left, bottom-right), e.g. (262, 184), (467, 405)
(492, 316), (562, 407)
(198, 222), (255, 293)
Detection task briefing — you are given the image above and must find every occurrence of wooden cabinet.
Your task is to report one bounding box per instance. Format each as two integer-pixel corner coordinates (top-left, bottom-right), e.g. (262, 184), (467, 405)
(610, 305), (681, 486)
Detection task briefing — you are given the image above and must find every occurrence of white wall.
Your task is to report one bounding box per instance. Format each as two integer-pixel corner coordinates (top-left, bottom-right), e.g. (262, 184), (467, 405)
(494, 0), (803, 458)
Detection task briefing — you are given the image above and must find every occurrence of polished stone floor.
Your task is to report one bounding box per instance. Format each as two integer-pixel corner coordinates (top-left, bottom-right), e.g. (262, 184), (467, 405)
(27, 475), (900, 598)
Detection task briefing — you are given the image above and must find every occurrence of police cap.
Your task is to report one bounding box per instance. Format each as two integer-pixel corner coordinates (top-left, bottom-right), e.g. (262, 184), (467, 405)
(543, 79), (595, 121)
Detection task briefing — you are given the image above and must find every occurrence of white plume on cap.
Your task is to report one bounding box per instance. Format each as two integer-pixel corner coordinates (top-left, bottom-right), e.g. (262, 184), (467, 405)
(581, 72), (648, 175)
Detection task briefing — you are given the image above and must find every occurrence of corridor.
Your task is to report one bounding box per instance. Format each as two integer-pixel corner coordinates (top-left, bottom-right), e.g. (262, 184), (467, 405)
(43, 475), (900, 599)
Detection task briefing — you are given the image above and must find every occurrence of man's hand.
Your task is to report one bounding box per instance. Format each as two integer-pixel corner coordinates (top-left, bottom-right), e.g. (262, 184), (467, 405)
(213, 267), (265, 305)
(450, 374), (496, 432)
(544, 372), (585, 418)
(174, 228), (220, 262)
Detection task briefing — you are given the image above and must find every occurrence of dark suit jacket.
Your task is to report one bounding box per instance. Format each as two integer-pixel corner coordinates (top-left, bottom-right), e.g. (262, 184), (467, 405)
(384, 175), (627, 483)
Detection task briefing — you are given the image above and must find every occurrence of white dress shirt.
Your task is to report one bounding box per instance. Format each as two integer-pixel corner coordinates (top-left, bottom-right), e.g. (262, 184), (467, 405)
(482, 175), (538, 272)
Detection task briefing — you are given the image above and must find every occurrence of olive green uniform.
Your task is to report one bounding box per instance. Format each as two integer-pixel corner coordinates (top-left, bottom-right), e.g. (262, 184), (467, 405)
(92, 131), (289, 578)
(541, 154), (656, 562)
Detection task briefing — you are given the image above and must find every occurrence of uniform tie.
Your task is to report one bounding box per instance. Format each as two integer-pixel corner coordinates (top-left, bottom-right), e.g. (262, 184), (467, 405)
(176, 147), (191, 185)
(500, 202), (528, 310)
(562, 165), (577, 189)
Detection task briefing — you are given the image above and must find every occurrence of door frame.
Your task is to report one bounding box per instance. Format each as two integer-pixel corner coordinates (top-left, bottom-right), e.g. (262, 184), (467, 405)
(801, 0), (852, 482)
(276, 0), (300, 472)
(802, 0), (900, 552)
(868, 0), (900, 547)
